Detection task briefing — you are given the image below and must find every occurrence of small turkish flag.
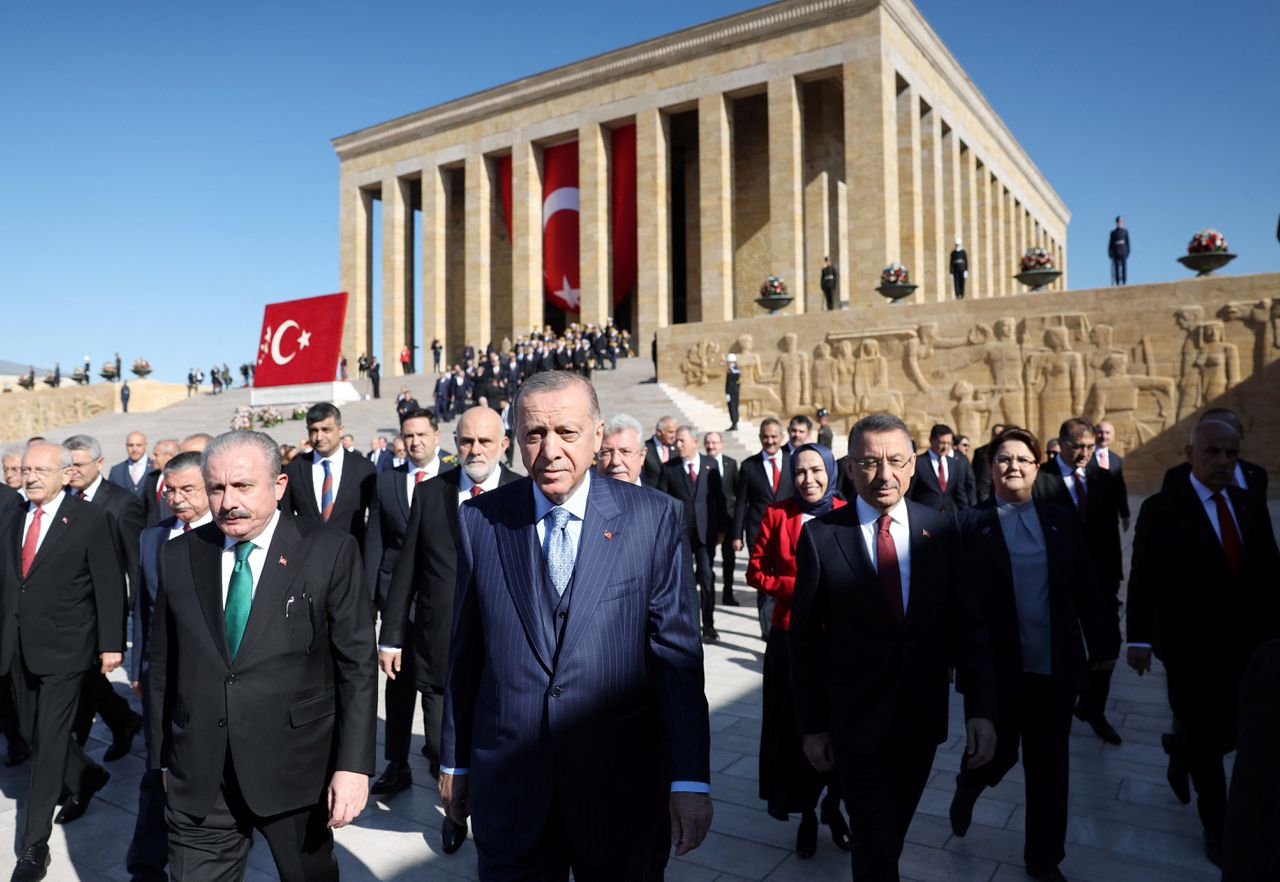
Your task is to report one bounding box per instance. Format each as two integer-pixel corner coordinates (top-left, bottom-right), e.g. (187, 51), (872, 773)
(253, 292), (348, 388)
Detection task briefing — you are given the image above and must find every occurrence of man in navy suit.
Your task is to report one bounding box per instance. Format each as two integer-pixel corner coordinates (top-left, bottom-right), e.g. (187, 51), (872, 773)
(1091, 420), (1131, 531)
(126, 451), (211, 882)
(107, 432), (151, 497)
(665, 426), (726, 643)
(907, 423), (974, 514)
(441, 371), (712, 879)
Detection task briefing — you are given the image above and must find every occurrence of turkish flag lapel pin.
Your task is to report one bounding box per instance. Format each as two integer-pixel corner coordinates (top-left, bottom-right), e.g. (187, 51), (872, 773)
(61, 516), (69, 525)
(604, 531), (614, 540)
(278, 556), (288, 567)
(921, 529), (931, 539)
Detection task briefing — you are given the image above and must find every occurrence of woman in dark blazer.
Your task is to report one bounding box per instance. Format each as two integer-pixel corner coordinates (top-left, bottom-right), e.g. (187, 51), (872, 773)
(746, 443), (851, 858)
(949, 427), (1118, 882)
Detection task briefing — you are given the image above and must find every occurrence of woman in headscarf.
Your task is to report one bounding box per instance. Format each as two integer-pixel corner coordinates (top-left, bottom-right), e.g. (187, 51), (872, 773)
(747, 443), (851, 858)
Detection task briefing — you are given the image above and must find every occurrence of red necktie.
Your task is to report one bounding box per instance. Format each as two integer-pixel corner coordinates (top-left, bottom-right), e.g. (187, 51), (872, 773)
(1211, 492), (1244, 578)
(1073, 470), (1087, 517)
(770, 456), (780, 495)
(876, 514), (904, 625)
(688, 462), (697, 483)
(470, 485), (484, 498)
(21, 507), (44, 579)
(182, 522), (191, 533)
(415, 470), (428, 484)
(156, 476), (165, 504)
(937, 456), (948, 494)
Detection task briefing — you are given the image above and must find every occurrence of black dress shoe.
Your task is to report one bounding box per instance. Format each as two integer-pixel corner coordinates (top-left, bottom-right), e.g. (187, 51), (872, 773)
(1026, 866), (1068, 881)
(820, 796), (851, 851)
(10, 845), (49, 882)
(1204, 829), (1223, 867)
(6, 741), (31, 767)
(1074, 707), (1122, 745)
(1162, 732), (1191, 805)
(949, 779), (983, 837)
(701, 628), (720, 644)
(55, 766), (110, 824)
(441, 815), (467, 854)
(103, 712), (142, 762)
(721, 592), (741, 607)
(795, 810), (818, 858)
(370, 762), (412, 796)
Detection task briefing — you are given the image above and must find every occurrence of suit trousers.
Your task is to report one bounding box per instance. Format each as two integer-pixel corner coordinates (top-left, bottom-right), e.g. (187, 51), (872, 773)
(72, 669), (135, 745)
(382, 641), (427, 767)
(11, 660), (94, 851)
(956, 674), (1072, 871)
(419, 683), (446, 776)
(707, 536), (737, 597)
(0, 671), (26, 754)
(1166, 662), (1231, 834)
(167, 753), (336, 882)
(836, 734), (938, 882)
(1075, 582), (1121, 722)
(691, 538), (715, 632)
(1111, 256), (1127, 286)
(127, 671), (168, 882)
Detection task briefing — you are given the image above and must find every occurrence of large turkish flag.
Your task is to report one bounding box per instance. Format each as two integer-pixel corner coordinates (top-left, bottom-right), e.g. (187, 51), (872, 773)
(253, 292), (348, 387)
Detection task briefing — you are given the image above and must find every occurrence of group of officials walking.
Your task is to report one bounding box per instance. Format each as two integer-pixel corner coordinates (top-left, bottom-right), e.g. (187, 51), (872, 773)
(0, 370), (1274, 882)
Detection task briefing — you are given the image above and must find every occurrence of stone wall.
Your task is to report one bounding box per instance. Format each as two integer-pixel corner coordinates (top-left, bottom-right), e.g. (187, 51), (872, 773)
(0, 381), (192, 441)
(658, 273), (1280, 494)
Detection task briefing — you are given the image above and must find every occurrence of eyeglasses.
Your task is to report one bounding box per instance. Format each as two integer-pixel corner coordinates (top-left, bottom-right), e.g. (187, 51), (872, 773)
(598, 448), (641, 460)
(852, 456), (912, 472)
(19, 466), (60, 477)
(993, 454), (1038, 468)
(1061, 440), (1096, 452)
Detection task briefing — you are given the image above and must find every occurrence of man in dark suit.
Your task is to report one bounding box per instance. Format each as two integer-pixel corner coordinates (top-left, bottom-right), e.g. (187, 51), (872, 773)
(734, 418), (793, 638)
(598, 415), (651, 489)
(127, 451), (210, 882)
(107, 431), (151, 497)
(1033, 418), (1126, 746)
(63, 435), (144, 761)
(1127, 419), (1280, 867)
(971, 423), (1006, 505)
(364, 407), (456, 800)
(1161, 408), (1268, 504)
(906, 423), (974, 513)
(140, 438), (179, 527)
(665, 426), (727, 643)
(1222, 639), (1280, 881)
(643, 415), (677, 491)
(703, 432), (740, 606)
(148, 430), (377, 881)
(281, 402), (377, 567)
(1091, 420), (1131, 531)
(440, 371), (712, 879)
(378, 406), (518, 853)
(1, 443), (126, 882)
(789, 413), (997, 882)
(1108, 216), (1130, 286)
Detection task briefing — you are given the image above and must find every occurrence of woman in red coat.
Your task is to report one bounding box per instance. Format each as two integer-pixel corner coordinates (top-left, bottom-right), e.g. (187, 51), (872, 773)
(747, 443), (851, 858)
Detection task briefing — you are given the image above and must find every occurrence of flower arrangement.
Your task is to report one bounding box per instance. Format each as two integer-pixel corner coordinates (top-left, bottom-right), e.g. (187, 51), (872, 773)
(290, 404), (310, 421)
(100, 361), (119, 380)
(71, 366), (89, 385)
(255, 406), (284, 428)
(1019, 247), (1056, 272)
(759, 276), (788, 298)
(17, 374), (35, 390)
(881, 263), (911, 285)
(43, 372), (59, 387)
(230, 406), (254, 430)
(132, 358), (152, 377)
(1188, 228), (1227, 254)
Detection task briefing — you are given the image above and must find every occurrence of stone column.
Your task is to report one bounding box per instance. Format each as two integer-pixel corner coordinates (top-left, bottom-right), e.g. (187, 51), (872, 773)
(510, 141), (544, 338)
(835, 179), (849, 306)
(464, 153), (492, 353)
(963, 147), (980, 298)
(636, 108), (670, 344)
(993, 181), (1007, 296)
(979, 167), (993, 301)
(919, 107), (946, 302)
(381, 176), (412, 375)
(803, 171), (830, 314)
(339, 182), (373, 365)
(769, 75), (805, 314)
(1058, 239), (1068, 290)
(896, 84), (924, 303)
(844, 54), (899, 305)
(579, 122), (610, 327)
(421, 166), (447, 361)
(699, 92), (734, 322)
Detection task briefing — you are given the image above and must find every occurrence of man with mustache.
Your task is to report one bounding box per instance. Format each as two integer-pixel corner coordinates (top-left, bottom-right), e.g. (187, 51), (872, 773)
(377, 406), (519, 854)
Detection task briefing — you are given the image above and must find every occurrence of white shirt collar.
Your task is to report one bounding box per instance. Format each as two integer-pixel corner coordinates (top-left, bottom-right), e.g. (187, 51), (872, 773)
(222, 509), (282, 552)
(83, 473), (105, 500)
(29, 489), (65, 516)
(1056, 456), (1084, 478)
(409, 455), (439, 477)
(312, 449), (340, 466)
(460, 466), (504, 494)
(1188, 472), (1221, 504)
(855, 494), (908, 528)
(172, 511), (213, 534)
(532, 470), (592, 524)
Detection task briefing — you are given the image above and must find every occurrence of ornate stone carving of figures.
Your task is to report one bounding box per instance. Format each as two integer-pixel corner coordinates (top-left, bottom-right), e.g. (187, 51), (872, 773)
(734, 333), (781, 417)
(1218, 298), (1280, 375)
(1173, 307), (1205, 420)
(853, 339), (903, 413)
(1194, 321), (1240, 403)
(903, 322), (969, 393)
(1084, 353), (1176, 454)
(975, 317), (1026, 428)
(950, 380), (996, 442)
(1086, 324), (1125, 386)
(835, 339), (857, 414)
(771, 332), (810, 415)
(1026, 326), (1085, 445)
(811, 342), (840, 413)
(679, 339), (722, 386)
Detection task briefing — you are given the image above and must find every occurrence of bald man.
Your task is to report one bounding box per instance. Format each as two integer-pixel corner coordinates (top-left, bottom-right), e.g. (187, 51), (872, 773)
(108, 432), (151, 497)
(141, 438), (180, 527)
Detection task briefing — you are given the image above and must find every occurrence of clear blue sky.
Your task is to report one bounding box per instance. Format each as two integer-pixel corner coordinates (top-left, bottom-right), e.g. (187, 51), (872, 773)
(2, 1), (1276, 382)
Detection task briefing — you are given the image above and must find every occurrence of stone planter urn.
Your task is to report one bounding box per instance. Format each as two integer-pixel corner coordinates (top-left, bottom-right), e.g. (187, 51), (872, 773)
(876, 283), (918, 302)
(1178, 252), (1235, 277)
(1015, 269), (1062, 291)
(132, 368), (152, 379)
(755, 293), (794, 313)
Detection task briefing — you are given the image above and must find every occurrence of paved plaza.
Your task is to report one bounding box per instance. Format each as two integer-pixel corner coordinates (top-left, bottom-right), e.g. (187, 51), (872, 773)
(0, 359), (1241, 881)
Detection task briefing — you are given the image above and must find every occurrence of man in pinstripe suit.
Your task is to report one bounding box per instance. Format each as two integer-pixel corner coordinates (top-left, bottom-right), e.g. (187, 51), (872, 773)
(441, 371), (712, 880)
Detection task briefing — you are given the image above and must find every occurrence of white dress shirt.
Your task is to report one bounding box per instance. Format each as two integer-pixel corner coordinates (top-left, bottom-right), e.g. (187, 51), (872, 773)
(1055, 455), (1087, 500)
(1189, 473), (1241, 546)
(219, 510), (281, 606)
(167, 511), (212, 541)
(311, 450), (344, 513)
(406, 455), (441, 506)
(854, 495), (913, 615)
(457, 467), (504, 506)
(1234, 462), (1250, 491)
(761, 450), (783, 490)
(21, 490), (66, 556)
(79, 473), (106, 503)
(927, 449), (949, 485)
(128, 458), (147, 485)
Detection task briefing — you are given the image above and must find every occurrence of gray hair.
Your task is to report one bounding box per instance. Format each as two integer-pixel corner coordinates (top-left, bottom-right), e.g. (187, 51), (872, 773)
(675, 424), (699, 440)
(603, 413), (643, 439)
(655, 415), (675, 432)
(1189, 419), (1241, 446)
(202, 430), (282, 478)
(163, 451), (204, 477)
(29, 443), (73, 469)
(848, 413), (912, 450)
(63, 434), (103, 461)
(512, 370), (601, 428)
(1, 443), (24, 464)
(181, 432), (214, 448)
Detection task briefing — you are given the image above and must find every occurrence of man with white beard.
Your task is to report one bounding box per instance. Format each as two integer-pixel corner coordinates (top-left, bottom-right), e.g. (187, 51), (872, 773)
(376, 406), (520, 855)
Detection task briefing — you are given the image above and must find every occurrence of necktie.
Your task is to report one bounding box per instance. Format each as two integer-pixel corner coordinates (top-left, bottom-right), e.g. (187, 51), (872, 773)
(470, 485), (484, 498)
(688, 461), (697, 483)
(938, 456), (948, 494)
(1211, 492), (1244, 578)
(182, 522), (191, 533)
(876, 514), (904, 625)
(415, 470), (428, 484)
(225, 541), (254, 659)
(320, 460), (334, 522)
(1098, 449), (1110, 470)
(545, 507), (574, 596)
(156, 476), (165, 504)
(771, 456), (780, 495)
(1073, 470), (1087, 517)
(20, 507), (44, 579)
(658, 444), (669, 464)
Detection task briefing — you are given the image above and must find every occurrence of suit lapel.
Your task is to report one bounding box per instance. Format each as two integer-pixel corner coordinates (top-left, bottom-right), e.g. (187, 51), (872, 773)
(558, 477), (624, 666)
(296, 457), (320, 518)
(832, 508), (878, 595)
(334, 449), (360, 512)
(442, 470), (462, 545)
(393, 468), (412, 526)
(25, 495), (74, 580)
(236, 517), (303, 662)
(494, 488), (552, 674)
(904, 508), (936, 631)
(192, 525), (232, 666)
(980, 505), (1014, 591)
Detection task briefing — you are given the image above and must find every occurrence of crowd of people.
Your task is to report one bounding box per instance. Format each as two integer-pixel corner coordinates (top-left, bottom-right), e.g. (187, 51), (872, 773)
(0, 372), (1274, 882)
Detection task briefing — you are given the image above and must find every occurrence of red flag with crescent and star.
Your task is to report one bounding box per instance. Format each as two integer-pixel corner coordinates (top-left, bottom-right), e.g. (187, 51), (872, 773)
(252, 292), (348, 387)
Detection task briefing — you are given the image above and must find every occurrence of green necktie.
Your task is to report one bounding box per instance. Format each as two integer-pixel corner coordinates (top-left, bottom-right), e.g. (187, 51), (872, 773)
(225, 540), (254, 660)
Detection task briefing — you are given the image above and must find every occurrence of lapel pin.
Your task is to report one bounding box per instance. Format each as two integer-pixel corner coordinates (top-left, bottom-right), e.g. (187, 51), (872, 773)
(61, 516), (69, 525)
(921, 529), (930, 538)
(604, 531), (614, 540)
(279, 555), (288, 566)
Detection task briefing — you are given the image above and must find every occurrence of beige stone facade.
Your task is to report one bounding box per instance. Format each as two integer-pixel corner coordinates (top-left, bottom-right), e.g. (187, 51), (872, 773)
(333, 0), (1068, 373)
(661, 274), (1280, 494)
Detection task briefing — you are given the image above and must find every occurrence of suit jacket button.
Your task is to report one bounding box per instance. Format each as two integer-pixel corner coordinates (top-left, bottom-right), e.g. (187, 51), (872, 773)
(549, 686), (561, 699)
(218, 718), (227, 727)
(225, 674), (237, 685)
